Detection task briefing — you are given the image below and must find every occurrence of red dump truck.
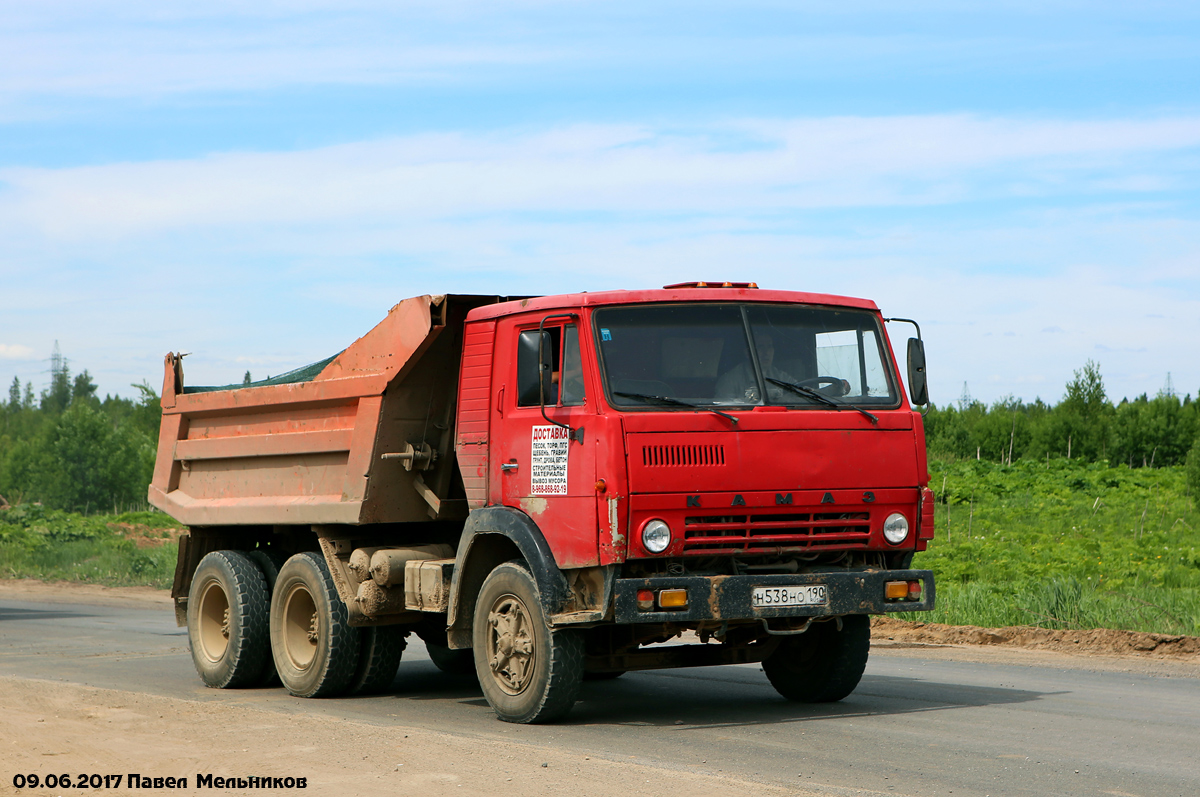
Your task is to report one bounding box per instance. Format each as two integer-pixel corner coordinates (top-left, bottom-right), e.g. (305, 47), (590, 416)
(151, 284), (936, 723)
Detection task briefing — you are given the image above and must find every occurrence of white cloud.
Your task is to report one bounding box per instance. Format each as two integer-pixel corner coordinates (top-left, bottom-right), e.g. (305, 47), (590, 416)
(1, 114), (1198, 404)
(3, 2), (1196, 108)
(0, 1), (567, 106)
(0, 344), (36, 360)
(3, 115), (1200, 242)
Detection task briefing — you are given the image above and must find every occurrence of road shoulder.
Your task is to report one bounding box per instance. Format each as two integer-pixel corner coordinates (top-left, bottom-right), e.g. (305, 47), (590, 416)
(0, 675), (816, 797)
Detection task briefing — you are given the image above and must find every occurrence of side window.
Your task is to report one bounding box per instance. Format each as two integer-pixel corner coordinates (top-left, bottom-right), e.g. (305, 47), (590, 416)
(516, 325), (585, 407)
(517, 327), (560, 407)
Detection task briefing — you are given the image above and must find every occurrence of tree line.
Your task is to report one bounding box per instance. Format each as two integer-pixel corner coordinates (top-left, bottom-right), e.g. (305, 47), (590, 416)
(925, 360), (1200, 471)
(1, 356), (1198, 514)
(0, 365), (160, 513)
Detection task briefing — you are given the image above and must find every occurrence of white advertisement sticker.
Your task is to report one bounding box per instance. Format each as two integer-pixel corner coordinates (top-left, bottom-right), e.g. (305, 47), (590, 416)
(530, 425), (570, 495)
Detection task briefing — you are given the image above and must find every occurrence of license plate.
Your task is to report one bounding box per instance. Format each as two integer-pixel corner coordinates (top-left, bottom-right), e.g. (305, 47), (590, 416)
(752, 585), (827, 608)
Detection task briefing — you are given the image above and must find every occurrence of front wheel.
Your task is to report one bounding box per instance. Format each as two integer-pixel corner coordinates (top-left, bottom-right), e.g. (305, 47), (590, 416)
(762, 615), (870, 703)
(472, 562), (583, 724)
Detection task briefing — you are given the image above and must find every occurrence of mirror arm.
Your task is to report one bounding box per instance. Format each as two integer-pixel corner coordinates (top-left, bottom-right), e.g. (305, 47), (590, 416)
(884, 317), (921, 342)
(885, 317), (929, 414)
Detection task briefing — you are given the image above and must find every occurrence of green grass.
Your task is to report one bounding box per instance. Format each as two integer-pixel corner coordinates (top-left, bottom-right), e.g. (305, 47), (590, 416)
(905, 458), (1200, 635)
(0, 503), (178, 588)
(4, 459), (1200, 635)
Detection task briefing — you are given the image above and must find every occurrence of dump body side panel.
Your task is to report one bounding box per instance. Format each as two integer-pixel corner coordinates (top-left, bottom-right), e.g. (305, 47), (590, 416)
(149, 295), (505, 526)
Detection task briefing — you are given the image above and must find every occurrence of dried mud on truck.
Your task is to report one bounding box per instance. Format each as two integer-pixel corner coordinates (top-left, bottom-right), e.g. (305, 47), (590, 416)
(150, 283), (936, 723)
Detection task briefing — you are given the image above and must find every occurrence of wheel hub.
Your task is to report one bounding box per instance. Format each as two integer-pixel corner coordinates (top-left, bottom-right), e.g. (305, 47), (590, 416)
(197, 580), (231, 663)
(282, 584), (319, 670)
(486, 595), (535, 695)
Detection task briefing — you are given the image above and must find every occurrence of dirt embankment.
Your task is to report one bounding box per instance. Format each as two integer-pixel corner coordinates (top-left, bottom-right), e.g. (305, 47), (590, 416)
(872, 616), (1200, 658)
(107, 522), (185, 548)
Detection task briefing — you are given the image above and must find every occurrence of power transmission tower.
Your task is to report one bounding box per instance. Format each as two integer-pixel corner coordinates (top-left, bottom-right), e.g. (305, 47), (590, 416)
(958, 382), (972, 410)
(47, 340), (69, 386)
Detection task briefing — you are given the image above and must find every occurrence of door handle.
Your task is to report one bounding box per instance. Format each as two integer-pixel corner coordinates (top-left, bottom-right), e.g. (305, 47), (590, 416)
(500, 462), (519, 472)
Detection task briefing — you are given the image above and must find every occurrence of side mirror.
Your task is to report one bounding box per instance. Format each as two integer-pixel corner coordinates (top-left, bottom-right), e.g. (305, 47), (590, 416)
(907, 338), (928, 406)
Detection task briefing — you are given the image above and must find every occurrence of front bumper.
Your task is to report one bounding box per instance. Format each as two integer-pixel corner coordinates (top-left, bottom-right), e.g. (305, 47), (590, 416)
(612, 568), (934, 624)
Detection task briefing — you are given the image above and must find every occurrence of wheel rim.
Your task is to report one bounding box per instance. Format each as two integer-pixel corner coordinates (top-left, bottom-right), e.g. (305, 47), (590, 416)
(281, 583), (319, 670)
(196, 579), (231, 663)
(485, 592), (536, 695)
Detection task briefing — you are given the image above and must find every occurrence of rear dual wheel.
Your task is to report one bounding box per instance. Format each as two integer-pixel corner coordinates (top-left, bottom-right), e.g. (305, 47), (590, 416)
(270, 552), (361, 698)
(187, 550), (272, 689)
(416, 622), (475, 675)
(189, 549), (404, 697)
(268, 552), (407, 697)
(348, 625), (406, 695)
(246, 549), (287, 686)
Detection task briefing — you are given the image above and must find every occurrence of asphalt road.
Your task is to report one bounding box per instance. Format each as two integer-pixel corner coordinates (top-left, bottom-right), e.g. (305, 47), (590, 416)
(2, 592), (1198, 797)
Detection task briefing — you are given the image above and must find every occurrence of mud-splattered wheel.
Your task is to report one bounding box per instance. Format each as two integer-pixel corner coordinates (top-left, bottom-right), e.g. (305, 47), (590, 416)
(473, 562), (582, 723)
(187, 550), (271, 688)
(486, 594), (535, 694)
(246, 549), (288, 686)
(762, 614), (870, 703)
(270, 552), (361, 698)
(417, 623), (475, 675)
(347, 626), (406, 695)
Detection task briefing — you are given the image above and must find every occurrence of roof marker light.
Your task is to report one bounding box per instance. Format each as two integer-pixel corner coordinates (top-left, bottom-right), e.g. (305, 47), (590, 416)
(663, 282), (759, 289)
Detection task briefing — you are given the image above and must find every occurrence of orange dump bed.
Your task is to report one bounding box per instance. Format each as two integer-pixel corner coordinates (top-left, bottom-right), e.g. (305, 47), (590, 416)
(148, 294), (501, 527)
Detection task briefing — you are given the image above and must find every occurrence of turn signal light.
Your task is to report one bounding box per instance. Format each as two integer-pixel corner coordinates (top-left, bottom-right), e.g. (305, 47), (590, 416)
(885, 580), (923, 601)
(658, 589), (688, 609)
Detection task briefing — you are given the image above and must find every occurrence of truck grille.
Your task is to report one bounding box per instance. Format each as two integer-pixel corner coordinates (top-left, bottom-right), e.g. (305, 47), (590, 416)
(682, 511), (871, 554)
(642, 444), (726, 467)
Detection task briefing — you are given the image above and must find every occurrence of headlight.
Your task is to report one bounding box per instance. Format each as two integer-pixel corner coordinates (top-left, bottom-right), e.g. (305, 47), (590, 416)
(883, 513), (909, 545)
(641, 519), (671, 553)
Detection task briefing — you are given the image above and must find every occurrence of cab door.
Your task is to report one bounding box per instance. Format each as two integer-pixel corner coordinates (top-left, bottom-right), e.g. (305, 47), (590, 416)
(489, 316), (600, 568)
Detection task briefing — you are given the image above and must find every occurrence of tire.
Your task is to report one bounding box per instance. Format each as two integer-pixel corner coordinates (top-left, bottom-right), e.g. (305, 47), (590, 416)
(426, 642), (476, 675)
(416, 624), (476, 675)
(584, 670), (626, 681)
(472, 561), (583, 724)
(247, 549), (288, 687)
(270, 552), (361, 698)
(347, 626), (406, 695)
(186, 550), (272, 689)
(762, 615), (871, 703)
(248, 549), (287, 594)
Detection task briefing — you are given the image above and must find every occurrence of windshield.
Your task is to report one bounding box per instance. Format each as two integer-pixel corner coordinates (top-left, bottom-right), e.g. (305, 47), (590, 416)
(593, 303), (899, 408)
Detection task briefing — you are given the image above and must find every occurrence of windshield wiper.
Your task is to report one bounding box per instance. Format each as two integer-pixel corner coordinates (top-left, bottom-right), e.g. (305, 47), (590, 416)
(765, 378), (879, 426)
(614, 391), (738, 424)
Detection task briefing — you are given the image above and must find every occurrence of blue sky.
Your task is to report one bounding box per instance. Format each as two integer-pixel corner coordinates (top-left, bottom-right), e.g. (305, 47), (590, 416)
(2, 2), (1198, 407)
